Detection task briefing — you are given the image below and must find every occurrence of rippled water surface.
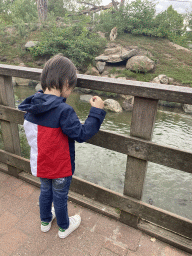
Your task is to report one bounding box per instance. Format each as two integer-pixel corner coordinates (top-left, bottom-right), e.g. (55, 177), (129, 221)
(13, 86), (192, 220)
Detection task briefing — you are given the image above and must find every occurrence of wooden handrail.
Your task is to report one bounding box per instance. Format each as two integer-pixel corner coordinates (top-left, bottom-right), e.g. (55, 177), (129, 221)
(0, 64), (192, 104)
(0, 64), (192, 251)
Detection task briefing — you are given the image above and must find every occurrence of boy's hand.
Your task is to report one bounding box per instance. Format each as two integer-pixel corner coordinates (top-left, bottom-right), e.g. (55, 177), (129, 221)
(90, 96), (104, 109)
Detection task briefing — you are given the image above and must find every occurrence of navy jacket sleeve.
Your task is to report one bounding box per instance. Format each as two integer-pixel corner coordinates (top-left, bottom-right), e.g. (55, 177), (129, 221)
(60, 106), (106, 143)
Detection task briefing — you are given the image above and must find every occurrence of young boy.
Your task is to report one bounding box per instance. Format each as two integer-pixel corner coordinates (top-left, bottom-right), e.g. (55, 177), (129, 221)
(18, 55), (106, 238)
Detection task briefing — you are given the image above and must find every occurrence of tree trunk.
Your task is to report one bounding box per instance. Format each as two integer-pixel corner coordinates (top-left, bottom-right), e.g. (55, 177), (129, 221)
(37, 0), (48, 22)
(120, 0), (125, 8)
(111, 0), (118, 10)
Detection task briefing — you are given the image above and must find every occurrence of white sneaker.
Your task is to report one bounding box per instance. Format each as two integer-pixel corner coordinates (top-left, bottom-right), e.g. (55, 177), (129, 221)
(41, 207), (56, 232)
(58, 215), (81, 239)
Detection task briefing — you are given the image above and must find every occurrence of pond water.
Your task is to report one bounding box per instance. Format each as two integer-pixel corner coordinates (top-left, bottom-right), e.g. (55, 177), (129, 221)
(12, 85), (192, 220)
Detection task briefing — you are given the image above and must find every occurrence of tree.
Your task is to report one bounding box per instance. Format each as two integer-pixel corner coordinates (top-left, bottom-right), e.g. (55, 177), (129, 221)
(155, 5), (184, 38)
(37, 0), (48, 22)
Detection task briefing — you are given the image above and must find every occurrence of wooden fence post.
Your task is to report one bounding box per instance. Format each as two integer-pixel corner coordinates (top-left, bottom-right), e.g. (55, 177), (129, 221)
(120, 96), (158, 227)
(0, 75), (21, 177)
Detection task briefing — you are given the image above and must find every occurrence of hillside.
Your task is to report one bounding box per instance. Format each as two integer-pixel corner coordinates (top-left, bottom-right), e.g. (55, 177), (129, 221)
(0, 27), (192, 87)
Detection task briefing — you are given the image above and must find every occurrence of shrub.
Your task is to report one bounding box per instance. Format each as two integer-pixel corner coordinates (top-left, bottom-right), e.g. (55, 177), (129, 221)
(29, 23), (106, 70)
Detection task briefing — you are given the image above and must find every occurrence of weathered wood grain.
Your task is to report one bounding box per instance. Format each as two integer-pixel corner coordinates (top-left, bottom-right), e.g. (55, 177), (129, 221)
(0, 106), (191, 173)
(0, 149), (31, 173)
(138, 220), (192, 253)
(124, 97), (158, 200)
(0, 105), (25, 124)
(0, 75), (21, 177)
(1, 64), (192, 103)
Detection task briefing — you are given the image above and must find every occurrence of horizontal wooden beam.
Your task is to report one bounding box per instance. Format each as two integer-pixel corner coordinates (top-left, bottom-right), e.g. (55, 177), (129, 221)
(16, 170), (192, 239)
(0, 105), (25, 124)
(0, 64), (192, 104)
(0, 149), (31, 173)
(87, 131), (192, 174)
(0, 111), (191, 174)
(138, 220), (192, 254)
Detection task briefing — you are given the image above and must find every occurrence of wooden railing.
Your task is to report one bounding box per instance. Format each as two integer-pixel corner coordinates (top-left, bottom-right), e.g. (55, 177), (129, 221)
(0, 64), (192, 253)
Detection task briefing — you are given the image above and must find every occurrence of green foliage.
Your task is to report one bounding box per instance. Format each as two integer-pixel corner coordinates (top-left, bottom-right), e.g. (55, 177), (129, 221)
(154, 5), (184, 39)
(96, 0), (156, 35)
(29, 23), (106, 70)
(48, 0), (67, 17)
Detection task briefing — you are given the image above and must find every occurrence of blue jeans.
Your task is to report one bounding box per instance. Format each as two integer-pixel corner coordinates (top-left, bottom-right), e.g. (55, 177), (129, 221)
(39, 176), (72, 229)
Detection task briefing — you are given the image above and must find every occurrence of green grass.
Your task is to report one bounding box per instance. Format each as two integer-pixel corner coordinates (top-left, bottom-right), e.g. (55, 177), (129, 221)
(0, 26), (192, 86)
(116, 34), (192, 86)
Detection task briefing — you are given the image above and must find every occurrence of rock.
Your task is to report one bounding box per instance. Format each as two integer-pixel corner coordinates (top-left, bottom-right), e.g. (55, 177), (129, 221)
(168, 77), (174, 84)
(104, 46), (122, 55)
(95, 55), (109, 62)
(28, 80), (38, 87)
(96, 45), (138, 64)
(97, 31), (106, 38)
(104, 99), (122, 113)
(96, 61), (106, 74)
(102, 71), (109, 76)
(35, 83), (42, 91)
(25, 41), (39, 50)
(12, 77), (18, 87)
(158, 74), (169, 84)
(80, 95), (93, 103)
(122, 100), (133, 111)
(79, 88), (92, 94)
(107, 54), (122, 63)
(121, 49), (137, 60)
(19, 62), (25, 67)
(126, 56), (155, 73)
(183, 104), (192, 114)
(152, 77), (161, 83)
(152, 74), (169, 84)
(85, 67), (100, 76)
(169, 42), (191, 52)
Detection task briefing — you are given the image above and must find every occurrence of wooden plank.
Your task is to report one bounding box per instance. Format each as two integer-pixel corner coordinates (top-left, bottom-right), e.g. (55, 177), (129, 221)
(18, 171), (120, 220)
(88, 131), (192, 174)
(138, 220), (192, 254)
(70, 176), (192, 239)
(0, 115), (191, 174)
(124, 97), (158, 200)
(130, 97), (158, 140)
(0, 149), (31, 173)
(0, 64), (41, 81)
(0, 105), (25, 124)
(0, 75), (21, 177)
(14, 170), (192, 239)
(0, 64), (192, 104)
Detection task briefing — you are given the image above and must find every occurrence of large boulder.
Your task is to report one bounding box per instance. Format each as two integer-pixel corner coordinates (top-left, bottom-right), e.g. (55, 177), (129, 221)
(95, 45), (137, 64)
(183, 104), (192, 114)
(104, 99), (122, 113)
(126, 56), (155, 73)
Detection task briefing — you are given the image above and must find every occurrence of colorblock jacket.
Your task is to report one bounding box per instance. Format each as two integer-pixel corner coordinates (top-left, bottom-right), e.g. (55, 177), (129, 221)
(18, 91), (106, 179)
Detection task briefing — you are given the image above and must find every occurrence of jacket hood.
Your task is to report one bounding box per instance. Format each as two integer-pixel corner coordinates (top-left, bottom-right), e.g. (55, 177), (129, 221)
(18, 90), (66, 114)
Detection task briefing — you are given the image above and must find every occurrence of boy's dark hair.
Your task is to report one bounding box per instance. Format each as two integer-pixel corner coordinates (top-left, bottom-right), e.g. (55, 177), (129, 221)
(41, 54), (77, 92)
